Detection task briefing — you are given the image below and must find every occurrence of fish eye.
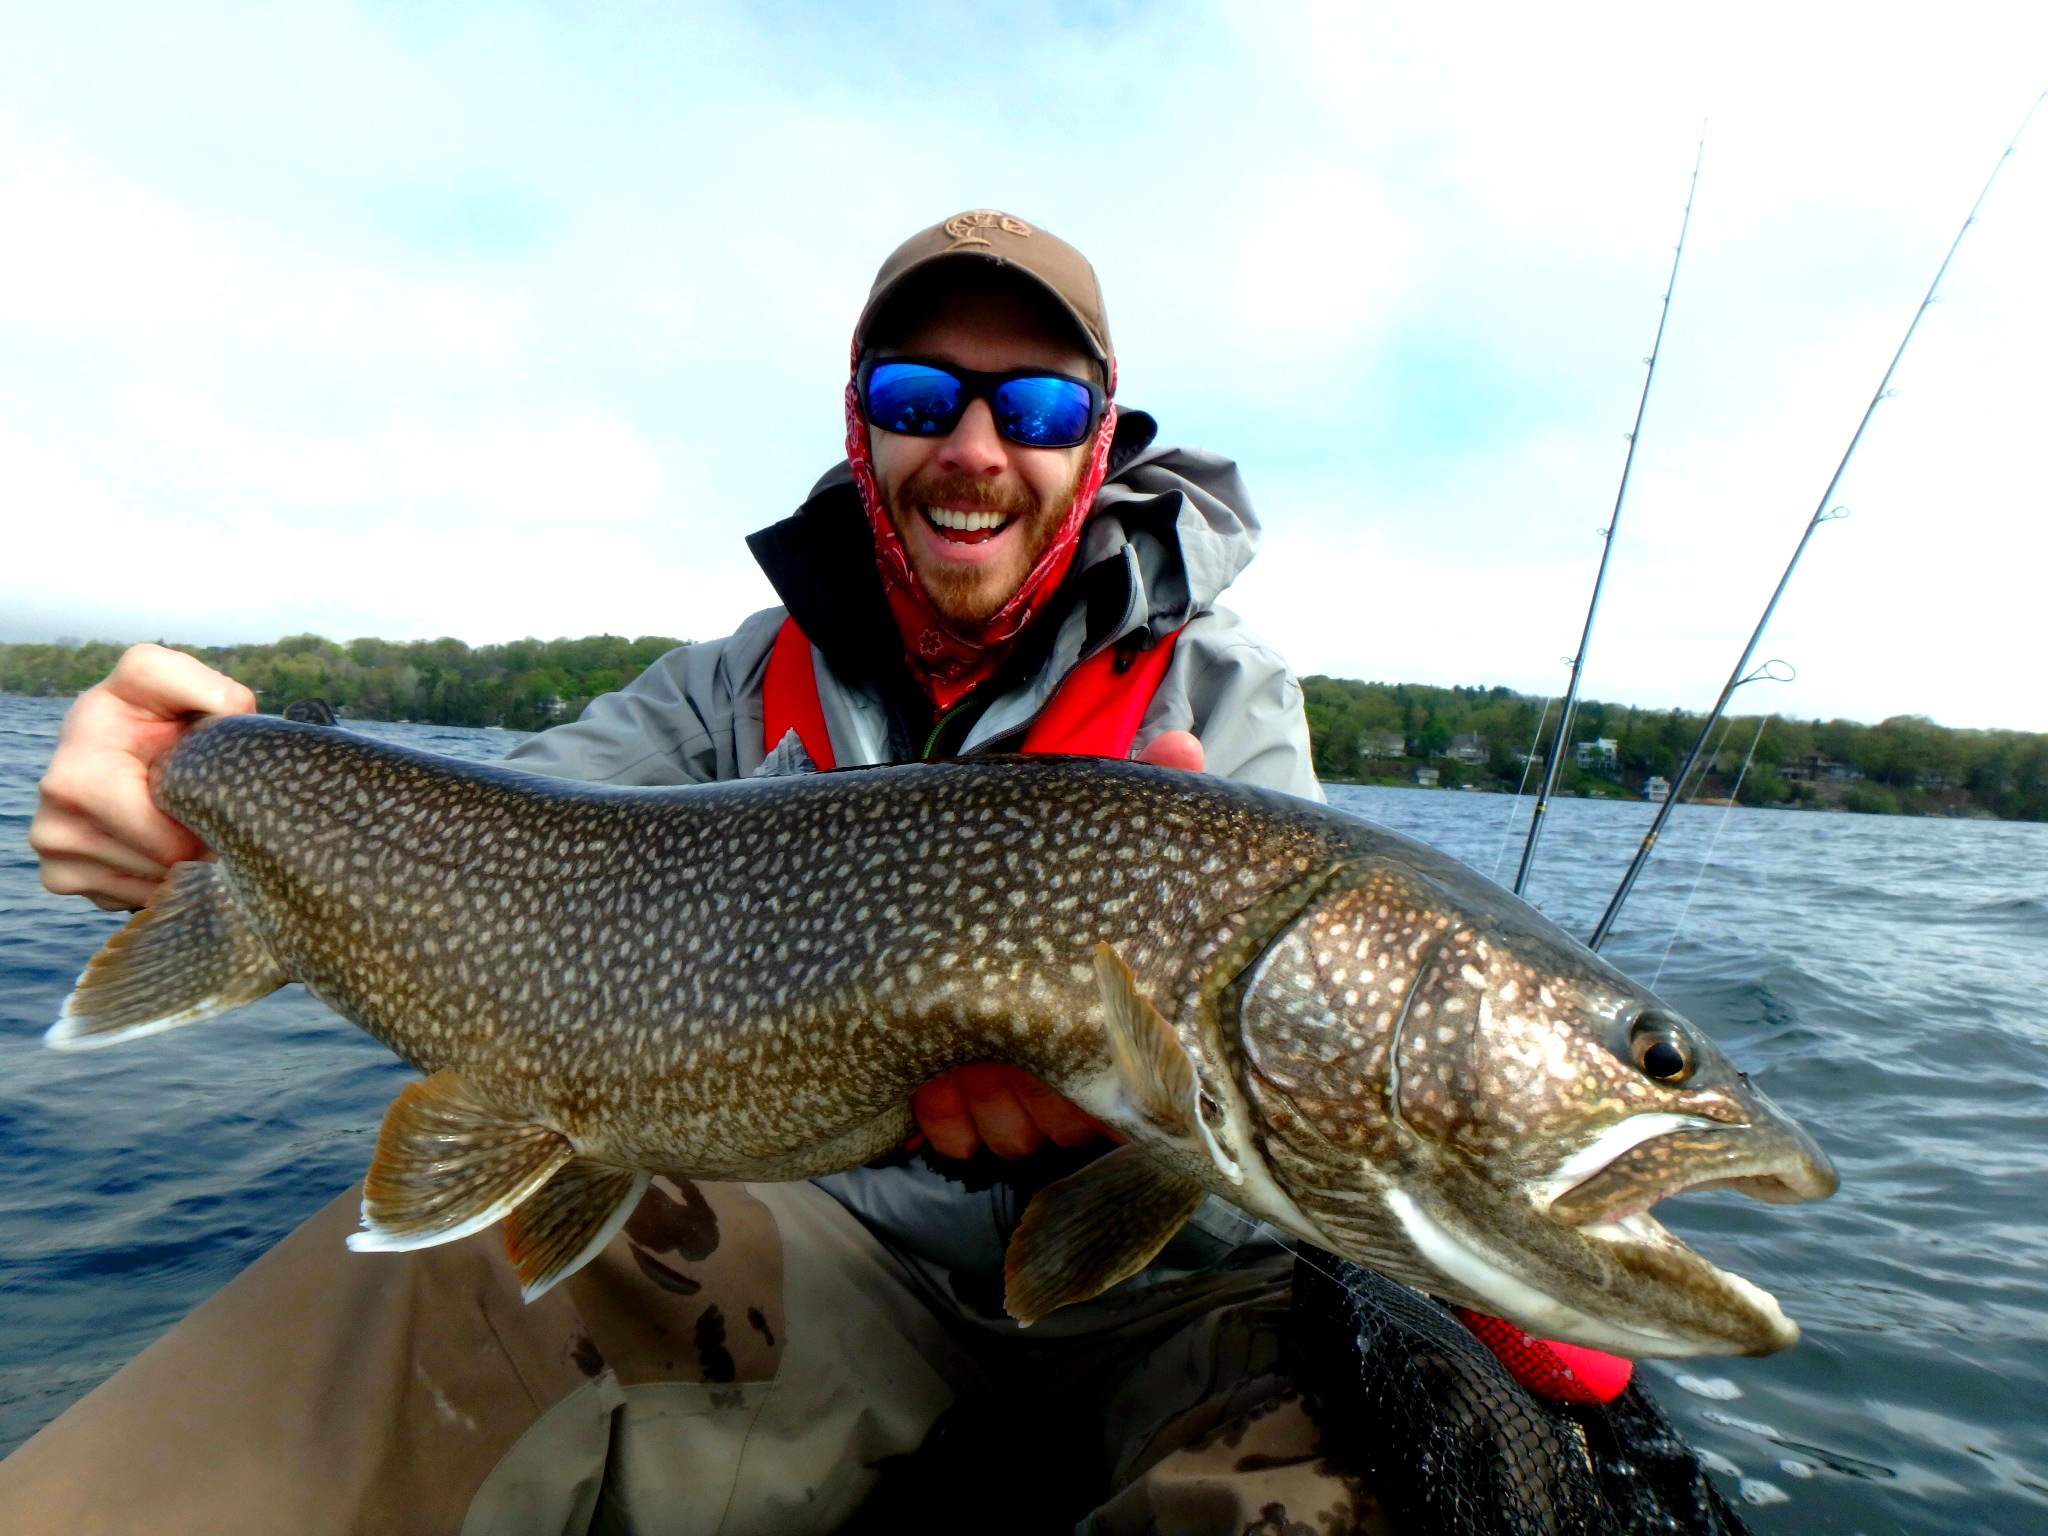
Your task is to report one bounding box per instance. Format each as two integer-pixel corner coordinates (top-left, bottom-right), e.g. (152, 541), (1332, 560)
(1629, 1017), (1694, 1082)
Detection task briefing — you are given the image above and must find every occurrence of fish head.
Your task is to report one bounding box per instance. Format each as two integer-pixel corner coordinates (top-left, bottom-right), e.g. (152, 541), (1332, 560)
(1226, 856), (1837, 1359)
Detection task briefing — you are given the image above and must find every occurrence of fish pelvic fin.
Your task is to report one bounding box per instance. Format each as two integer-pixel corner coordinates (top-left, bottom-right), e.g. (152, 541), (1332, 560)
(1094, 942), (1195, 1135)
(348, 1071), (573, 1255)
(505, 1159), (650, 1302)
(47, 862), (286, 1051)
(1003, 1144), (1207, 1325)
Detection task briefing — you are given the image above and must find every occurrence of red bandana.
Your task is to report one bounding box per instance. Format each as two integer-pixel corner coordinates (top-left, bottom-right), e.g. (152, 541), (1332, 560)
(843, 342), (1120, 715)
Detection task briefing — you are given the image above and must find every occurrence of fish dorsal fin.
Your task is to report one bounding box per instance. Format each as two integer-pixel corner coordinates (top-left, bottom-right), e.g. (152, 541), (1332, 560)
(47, 862), (286, 1051)
(504, 1158), (650, 1301)
(1004, 1144), (1207, 1325)
(1094, 942), (1195, 1135)
(347, 1071), (574, 1254)
(752, 728), (820, 779)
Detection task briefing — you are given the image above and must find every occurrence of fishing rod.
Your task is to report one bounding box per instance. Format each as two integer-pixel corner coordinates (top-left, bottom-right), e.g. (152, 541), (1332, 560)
(1513, 132), (1705, 898)
(1589, 88), (2048, 951)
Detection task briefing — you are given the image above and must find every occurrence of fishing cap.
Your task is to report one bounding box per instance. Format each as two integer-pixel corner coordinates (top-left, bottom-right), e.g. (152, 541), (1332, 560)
(854, 209), (1113, 379)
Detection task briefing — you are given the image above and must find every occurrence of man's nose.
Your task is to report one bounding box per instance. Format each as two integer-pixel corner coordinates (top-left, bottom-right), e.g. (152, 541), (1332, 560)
(934, 398), (1009, 478)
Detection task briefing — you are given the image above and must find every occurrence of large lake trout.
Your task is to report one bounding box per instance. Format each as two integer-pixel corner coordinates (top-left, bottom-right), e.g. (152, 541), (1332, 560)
(50, 715), (1835, 1356)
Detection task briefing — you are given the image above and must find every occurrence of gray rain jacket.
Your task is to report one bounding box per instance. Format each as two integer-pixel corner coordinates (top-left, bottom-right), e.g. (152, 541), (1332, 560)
(504, 410), (1319, 1334)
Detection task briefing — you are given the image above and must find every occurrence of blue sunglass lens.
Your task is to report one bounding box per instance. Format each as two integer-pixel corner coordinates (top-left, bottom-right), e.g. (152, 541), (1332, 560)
(864, 362), (963, 436)
(994, 376), (1094, 447)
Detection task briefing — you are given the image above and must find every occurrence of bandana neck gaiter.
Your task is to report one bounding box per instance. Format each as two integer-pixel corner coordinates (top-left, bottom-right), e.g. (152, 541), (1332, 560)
(842, 348), (1119, 718)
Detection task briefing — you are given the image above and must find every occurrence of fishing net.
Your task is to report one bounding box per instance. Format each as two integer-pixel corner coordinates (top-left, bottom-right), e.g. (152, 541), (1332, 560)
(1290, 1254), (1754, 1536)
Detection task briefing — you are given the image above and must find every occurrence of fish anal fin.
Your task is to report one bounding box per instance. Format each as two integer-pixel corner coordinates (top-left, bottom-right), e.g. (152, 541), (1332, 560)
(47, 862), (286, 1051)
(1003, 1144), (1207, 1325)
(348, 1071), (573, 1254)
(505, 1159), (650, 1302)
(1094, 942), (1195, 1134)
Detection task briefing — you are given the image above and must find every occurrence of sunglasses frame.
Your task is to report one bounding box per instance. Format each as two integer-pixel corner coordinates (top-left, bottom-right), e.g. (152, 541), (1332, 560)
(857, 355), (1108, 449)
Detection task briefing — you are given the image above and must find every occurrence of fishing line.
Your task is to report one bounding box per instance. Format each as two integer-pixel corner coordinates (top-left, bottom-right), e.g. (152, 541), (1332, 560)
(1490, 693), (1556, 883)
(1651, 711), (1771, 989)
(1590, 87), (2048, 951)
(1514, 131), (1706, 898)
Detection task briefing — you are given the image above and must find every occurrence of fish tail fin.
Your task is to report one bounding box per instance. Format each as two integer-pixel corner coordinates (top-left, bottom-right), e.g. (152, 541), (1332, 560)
(46, 862), (287, 1051)
(505, 1159), (650, 1301)
(348, 1071), (575, 1254)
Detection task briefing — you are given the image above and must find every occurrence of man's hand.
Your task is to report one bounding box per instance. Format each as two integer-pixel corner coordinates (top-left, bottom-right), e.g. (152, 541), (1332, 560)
(30, 645), (256, 911)
(1136, 730), (1203, 772)
(912, 1065), (1117, 1160)
(908, 730), (1207, 1160)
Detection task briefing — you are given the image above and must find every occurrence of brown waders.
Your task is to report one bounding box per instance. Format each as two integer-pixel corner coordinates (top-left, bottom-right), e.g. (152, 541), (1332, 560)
(0, 1180), (1386, 1534)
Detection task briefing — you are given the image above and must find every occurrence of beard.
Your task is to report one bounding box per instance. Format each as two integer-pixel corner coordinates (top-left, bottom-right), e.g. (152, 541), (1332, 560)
(882, 463), (1080, 627)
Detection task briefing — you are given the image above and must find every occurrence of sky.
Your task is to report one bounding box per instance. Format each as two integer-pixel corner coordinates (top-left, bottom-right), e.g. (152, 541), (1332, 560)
(2, 2), (2044, 730)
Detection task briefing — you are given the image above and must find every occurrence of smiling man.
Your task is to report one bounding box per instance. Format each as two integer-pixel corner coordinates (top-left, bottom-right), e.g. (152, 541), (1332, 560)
(14, 211), (1345, 1534)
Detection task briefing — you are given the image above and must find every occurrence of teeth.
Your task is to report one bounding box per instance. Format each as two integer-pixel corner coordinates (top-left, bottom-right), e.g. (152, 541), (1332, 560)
(925, 507), (1009, 532)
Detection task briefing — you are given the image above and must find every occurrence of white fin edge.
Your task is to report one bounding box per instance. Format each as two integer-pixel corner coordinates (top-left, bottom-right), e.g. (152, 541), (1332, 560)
(520, 1172), (651, 1303)
(346, 1157), (567, 1255)
(46, 996), (237, 1052)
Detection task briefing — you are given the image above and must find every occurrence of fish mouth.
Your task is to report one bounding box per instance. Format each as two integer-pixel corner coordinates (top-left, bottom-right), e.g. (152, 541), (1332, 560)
(1543, 1111), (1840, 1229)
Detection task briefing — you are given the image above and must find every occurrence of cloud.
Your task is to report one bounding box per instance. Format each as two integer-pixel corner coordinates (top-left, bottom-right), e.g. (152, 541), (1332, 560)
(1, 1), (2044, 728)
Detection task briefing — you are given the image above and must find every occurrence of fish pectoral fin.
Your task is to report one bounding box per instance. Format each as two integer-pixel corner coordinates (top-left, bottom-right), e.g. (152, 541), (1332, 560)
(46, 862), (286, 1051)
(1003, 1144), (1207, 1325)
(504, 1159), (650, 1302)
(1093, 942), (1195, 1135)
(347, 1071), (574, 1254)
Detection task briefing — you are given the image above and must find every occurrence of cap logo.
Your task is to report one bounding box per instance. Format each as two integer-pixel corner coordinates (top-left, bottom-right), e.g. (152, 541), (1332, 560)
(943, 210), (1033, 249)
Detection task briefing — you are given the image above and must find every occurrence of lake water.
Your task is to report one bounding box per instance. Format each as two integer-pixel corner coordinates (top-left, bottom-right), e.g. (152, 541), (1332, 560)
(2, 691), (2044, 1533)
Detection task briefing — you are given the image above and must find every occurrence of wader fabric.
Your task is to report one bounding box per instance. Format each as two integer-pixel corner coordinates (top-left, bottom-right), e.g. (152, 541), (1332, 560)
(0, 1180), (1382, 1535)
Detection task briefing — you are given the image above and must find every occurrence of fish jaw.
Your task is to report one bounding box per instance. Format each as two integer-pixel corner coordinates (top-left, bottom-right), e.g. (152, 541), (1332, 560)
(1228, 861), (1838, 1357)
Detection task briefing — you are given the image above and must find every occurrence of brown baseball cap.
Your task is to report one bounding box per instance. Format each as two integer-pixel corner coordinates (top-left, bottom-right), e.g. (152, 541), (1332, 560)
(855, 209), (1112, 374)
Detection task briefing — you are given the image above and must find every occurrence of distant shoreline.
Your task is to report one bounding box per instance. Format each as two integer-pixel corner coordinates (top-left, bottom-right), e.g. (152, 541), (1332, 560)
(3, 636), (2042, 822)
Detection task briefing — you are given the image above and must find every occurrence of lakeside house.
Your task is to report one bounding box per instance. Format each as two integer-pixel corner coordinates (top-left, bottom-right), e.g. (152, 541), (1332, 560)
(1642, 774), (1672, 801)
(1440, 732), (1489, 764)
(1574, 737), (1619, 768)
(1414, 766), (1440, 787)
(1358, 730), (1406, 760)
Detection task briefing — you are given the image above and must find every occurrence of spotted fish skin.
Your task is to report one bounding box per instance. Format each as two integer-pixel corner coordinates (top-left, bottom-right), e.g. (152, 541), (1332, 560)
(53, 714), (1837, 1354)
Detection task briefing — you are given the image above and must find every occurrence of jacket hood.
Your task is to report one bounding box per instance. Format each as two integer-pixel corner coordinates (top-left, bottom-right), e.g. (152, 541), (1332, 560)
(748, 409), (1263, 695)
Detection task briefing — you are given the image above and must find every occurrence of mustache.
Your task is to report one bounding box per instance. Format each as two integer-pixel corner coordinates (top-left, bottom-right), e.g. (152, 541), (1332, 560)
(890, 467), (1040, 522)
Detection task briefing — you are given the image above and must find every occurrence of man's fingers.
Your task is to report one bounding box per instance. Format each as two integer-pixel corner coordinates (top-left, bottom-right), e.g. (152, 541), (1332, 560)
(28, 807), (175, 883)
(1000, 1066), (1116, 1148)
(38, 855), (161, 911)
(951, 1064), (1045, 1159)
(102, 644), (257, 721)
(911, 1074), (981, 1161)
(1136, 730), (1204, 772)
(37, 748), (207, 870)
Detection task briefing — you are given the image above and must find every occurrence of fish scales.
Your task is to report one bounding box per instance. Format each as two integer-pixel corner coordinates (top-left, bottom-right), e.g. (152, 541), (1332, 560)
(157, 717), (1332, 1171)
(50, 715), (1839, 1352)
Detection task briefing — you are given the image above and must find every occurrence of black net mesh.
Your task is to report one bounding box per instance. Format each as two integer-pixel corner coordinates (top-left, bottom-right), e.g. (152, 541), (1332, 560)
(1290, 1255), (1753, 1536)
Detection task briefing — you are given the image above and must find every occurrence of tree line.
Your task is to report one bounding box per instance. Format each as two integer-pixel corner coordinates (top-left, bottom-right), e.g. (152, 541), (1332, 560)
(3, 637), (2042, 820)
(1301, 675), (2048, 822)
(0, 634), (686, 734)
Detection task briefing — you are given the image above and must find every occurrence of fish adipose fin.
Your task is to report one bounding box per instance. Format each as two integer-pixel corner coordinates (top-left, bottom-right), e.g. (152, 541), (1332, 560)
(47, 862), (286, 1051)
(504, 1159), (650, 1301)
(1094, 943), (1195, 1135)
(1004, 1144), (1207, 1325)
(349, 1071), (574, 1254)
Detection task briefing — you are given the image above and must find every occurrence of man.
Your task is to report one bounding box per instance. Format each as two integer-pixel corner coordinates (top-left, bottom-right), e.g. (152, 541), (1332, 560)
(12, 211), (1369, 1534)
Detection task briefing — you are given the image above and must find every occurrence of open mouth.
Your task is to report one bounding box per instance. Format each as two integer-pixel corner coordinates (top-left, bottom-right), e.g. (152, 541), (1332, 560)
(1544, 1118), (1839, 1230)
(921, 506), (1016, 545)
